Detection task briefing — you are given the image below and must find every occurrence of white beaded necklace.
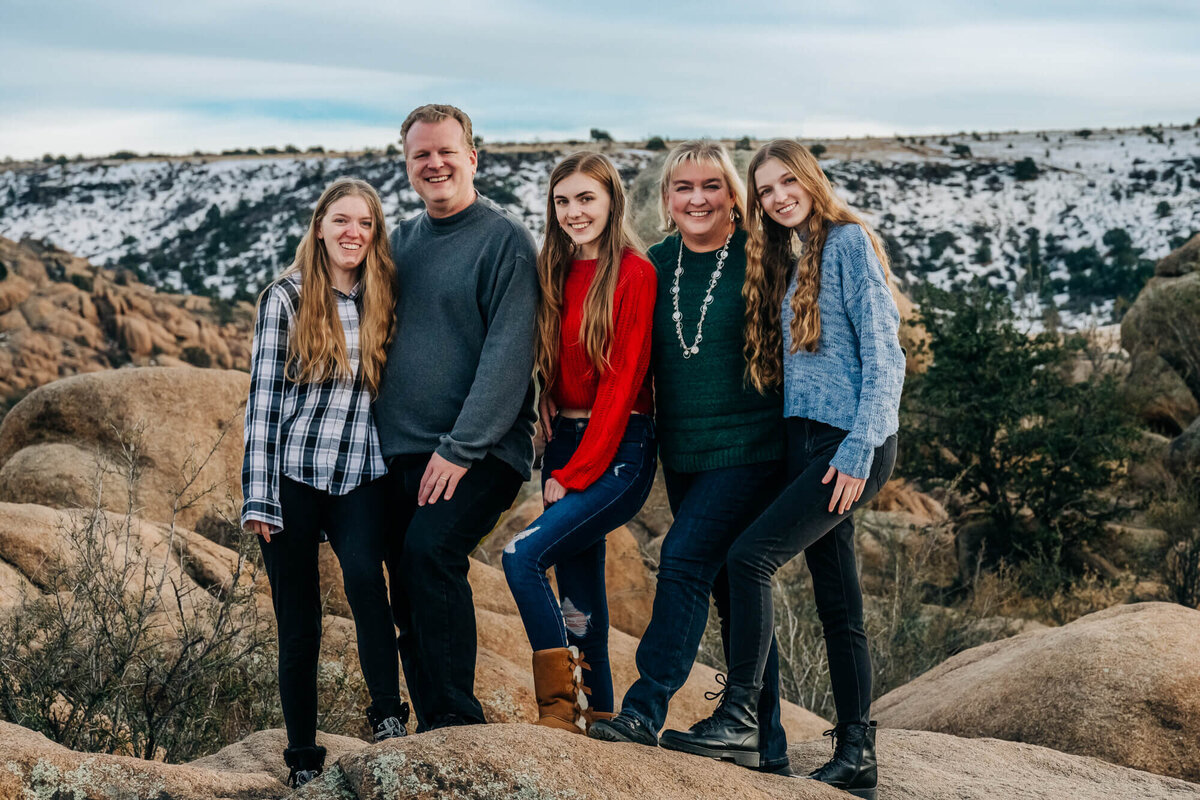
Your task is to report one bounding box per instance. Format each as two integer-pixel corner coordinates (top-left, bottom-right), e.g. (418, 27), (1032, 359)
(671, 230), (734, 359)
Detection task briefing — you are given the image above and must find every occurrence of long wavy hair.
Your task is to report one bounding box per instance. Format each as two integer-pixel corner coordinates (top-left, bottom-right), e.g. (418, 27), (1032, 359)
(536, 152), (645, 390)
(282, 177), (396, 396)
(743, 139), (891, 392)
(657, 139), (747, 232)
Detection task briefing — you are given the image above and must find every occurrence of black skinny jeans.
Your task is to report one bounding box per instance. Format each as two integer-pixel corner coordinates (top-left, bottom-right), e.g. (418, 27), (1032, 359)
(259, 476), (401, 749)
(726, 418), (897, 725)
(384, 452), (524, 731)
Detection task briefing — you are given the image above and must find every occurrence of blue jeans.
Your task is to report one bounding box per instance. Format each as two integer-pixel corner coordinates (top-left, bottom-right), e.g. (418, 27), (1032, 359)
(726, 417), (898, 725)
(618, 461), (791, 770)
(502, 414), (657, 712)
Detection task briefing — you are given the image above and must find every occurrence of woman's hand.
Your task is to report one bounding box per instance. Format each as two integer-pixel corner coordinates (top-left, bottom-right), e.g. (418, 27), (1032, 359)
(543, 477), (568, 505)
(246, 520), (275, 542)
(822, 466), (866, 515)
(539, 393), (558, 442)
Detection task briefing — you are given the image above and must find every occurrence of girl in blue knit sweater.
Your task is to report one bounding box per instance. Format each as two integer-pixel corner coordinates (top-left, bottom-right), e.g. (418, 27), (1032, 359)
(659, 139), (904, 800)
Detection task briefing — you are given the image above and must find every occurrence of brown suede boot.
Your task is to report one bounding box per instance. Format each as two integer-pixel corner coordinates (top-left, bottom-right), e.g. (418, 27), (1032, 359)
(532, 646), (591, 734)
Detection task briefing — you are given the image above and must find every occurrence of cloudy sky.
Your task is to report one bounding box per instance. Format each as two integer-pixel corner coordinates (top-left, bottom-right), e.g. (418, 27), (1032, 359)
(2, 0), (1198, 159)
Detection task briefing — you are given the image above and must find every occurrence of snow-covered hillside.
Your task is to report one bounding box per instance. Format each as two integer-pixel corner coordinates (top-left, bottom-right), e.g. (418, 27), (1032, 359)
(1, 125), (1197, 326)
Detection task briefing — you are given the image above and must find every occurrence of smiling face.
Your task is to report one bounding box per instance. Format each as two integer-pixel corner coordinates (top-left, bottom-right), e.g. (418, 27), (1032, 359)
(753, 156), (814, 229)
(316, 194), (373, 281)
(667, 160), (735, 251)
(403, 118), (478, 218)
(553, 171), (611, 260)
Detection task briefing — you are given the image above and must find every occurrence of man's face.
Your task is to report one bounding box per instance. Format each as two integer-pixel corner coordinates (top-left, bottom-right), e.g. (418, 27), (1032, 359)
(404, 118), (478, 218)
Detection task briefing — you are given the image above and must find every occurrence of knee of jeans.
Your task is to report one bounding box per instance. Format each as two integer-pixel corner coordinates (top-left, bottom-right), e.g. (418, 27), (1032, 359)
(402, 533), (448, 573)
(339, 561), (387, 598)
(500, 529), (545, 577)
(278, 616), (322, 649)
(724, 541), (760, 580)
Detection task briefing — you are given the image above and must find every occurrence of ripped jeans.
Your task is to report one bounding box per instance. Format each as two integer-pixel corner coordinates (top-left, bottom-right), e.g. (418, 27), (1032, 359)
(502, 414), (657, 712)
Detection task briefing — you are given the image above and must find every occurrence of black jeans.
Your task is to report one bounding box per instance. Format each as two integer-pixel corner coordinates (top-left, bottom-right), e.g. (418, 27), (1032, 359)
(259, 476), (401, 749)
(384, 452), (524, 731)
(726, 418), (898, 725)
(618, 461), (791, 769)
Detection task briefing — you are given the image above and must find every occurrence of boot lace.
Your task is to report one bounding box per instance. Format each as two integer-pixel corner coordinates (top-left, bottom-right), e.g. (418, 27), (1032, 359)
(290, 768), (320, 788)
(690, 674), (731, 735)
(373, 715), (407, 741)
(703, 672), (728, 703)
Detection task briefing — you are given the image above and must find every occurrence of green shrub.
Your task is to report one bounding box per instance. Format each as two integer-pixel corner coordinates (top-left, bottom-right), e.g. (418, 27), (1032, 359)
(68, 273), (94, 293)
(1014, 157), (1039, 180)
(735, 136), (753, 151)
(900, 283), (1138, 577)
(181, 346), (213, 368)
(645, 136), (667, 151)
(809, 143), (827, 158)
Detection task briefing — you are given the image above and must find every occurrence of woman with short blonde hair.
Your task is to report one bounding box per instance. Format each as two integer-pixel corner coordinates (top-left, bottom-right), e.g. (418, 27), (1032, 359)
(589, 140), (794, 775)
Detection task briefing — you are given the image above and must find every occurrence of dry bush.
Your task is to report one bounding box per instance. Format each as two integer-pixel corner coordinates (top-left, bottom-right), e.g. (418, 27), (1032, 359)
(1149, 477), (1200, 609)
(0, 421), (372, 760)
(698, 521), (1021, 721)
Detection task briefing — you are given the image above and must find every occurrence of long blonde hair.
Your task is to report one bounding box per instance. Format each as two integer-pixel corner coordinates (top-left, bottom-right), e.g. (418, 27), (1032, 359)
(536, 152), (645, 390)
(743, 139), (891, 392)
(657, 140), (747, 232)
(283, 177), (396, 396)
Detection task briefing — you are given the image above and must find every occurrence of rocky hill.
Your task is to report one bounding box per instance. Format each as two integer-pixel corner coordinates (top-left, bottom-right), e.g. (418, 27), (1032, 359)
(0, 235), (254, 411)
(2, 126), (1198, 325)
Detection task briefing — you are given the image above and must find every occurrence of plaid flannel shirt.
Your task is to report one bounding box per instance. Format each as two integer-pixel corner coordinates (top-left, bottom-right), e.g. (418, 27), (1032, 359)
(240, 273), (387, 532)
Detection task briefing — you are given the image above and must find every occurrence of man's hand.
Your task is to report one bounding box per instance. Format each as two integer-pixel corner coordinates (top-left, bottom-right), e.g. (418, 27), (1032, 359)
(419, 452), (469, 506)
(822, 466), (866, 515)
(246, 519), (276, 543)
(542, 477), (567, 505)
(539, 393), (558, 443)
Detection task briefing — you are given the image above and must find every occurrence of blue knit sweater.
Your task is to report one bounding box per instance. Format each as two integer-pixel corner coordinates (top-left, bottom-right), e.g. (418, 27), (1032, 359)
(782, 223), (905, 478)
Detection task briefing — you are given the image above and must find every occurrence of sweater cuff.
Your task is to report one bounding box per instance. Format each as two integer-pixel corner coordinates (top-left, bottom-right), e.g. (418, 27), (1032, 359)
(241, 498), (283, 533)
(830, 439), (874, 481)
(435, 437), (478, 469)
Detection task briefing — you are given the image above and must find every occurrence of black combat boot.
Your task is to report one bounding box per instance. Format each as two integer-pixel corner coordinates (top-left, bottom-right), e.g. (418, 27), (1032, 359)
(658, 684), (760, 768)
(808, 720), (877, 799)
(587, 710), (659, 746)
(283, 744), (326, 788)
(367, 696), (410, 742)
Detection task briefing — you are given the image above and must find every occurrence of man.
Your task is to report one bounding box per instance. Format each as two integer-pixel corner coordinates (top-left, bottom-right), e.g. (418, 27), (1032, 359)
(375, 104), (538, 730)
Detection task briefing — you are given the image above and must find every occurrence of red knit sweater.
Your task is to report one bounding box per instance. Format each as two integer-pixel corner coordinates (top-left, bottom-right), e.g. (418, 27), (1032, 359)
(549, 250), (656, 491)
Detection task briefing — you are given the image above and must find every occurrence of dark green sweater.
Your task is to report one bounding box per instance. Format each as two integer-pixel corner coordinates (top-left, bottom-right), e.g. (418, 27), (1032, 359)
(648, 229), (784, 473)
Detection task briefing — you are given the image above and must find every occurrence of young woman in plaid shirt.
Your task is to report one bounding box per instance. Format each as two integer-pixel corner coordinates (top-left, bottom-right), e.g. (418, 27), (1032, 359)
(241, 178), (408, 788)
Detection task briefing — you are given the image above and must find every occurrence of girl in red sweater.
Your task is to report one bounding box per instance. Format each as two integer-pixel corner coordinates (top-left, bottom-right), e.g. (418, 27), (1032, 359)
(502, 152), (657, 733)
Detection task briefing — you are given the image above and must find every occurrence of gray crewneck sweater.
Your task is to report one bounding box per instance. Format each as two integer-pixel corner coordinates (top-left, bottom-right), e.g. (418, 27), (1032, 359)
(375, 194), (538, 479)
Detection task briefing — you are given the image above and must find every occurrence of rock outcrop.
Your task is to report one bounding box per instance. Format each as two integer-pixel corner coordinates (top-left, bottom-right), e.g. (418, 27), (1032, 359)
(793, 728), (1200, 800)
(873, 602), (1200, 782)
(5, 719), (1199, 800)
(0, 367), (249, 531)
(0, 236), (254, 405)
(1121, 237), (1200, 433)
(0, 720), (281, 800)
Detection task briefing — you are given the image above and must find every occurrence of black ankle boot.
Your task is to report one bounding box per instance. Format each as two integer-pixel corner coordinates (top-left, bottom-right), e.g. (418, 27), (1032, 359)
(283, 744), (326, 788)
(808, 720), (877, 800)
(367, 696), (410, 742)
(659, 684), (760, 768)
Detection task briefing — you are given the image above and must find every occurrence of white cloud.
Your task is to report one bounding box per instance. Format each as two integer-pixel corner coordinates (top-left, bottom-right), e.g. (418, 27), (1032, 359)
(0, 108), (400, 160)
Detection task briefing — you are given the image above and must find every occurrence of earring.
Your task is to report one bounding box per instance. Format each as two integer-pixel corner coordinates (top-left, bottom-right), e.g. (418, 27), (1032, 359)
(729, 208), (736, 222)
